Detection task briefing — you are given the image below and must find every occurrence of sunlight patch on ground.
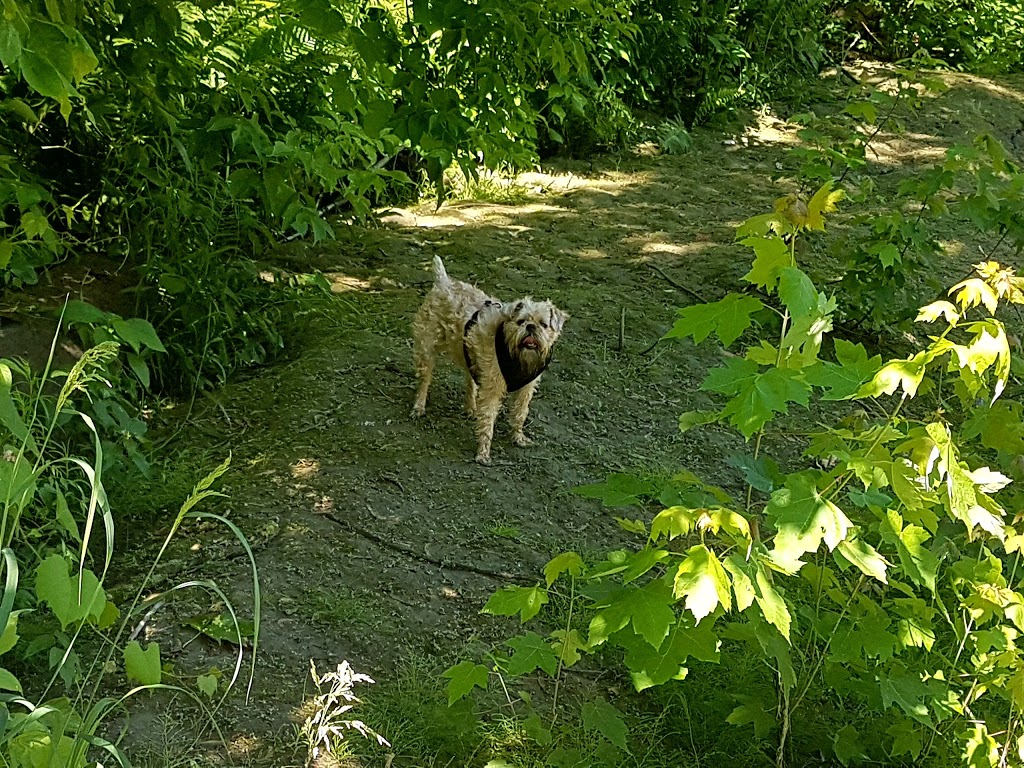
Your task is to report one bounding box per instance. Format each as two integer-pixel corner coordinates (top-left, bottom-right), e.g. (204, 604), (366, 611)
(571, 247), (610, 259)
(940, 240), (965, 257)
(868, 132), (949, 165)
(326, 273), (373, 293)
(744, 112), (802, 147)
(291, 458), (321, 479)
(639, 241), (715, 257)
(383, 200), (565, 229)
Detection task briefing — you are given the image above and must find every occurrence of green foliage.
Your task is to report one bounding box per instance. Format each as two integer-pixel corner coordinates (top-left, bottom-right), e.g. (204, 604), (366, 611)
(0, 345), (260, 765)
(451, 183), (1024, 766)
(840, 0), (1024, 72)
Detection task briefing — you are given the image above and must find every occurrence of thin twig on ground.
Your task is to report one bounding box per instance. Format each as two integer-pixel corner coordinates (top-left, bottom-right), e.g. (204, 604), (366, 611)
(323, 512), (535, 584)
(647, 263), (706, 303)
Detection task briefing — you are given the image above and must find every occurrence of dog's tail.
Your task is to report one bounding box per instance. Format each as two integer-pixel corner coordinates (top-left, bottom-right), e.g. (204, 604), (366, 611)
(432, 256), (451, 289)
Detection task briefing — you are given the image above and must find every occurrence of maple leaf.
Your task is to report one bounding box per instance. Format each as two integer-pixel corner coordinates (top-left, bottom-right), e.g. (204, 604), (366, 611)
(857, 351), (930, 398)
(949, 277), (998, 314)
(588, 580), (675, 649)
(741, 236), (790, 292)
(549, 629), (587, 667)
(727, 452), (782, 492)
(804, 339), (883, 400)
(879, 670), (937, 726)
(673, 545), (732, 622)
(726, 695), (777, 739)
(767, 472), (853, 572)
(723, 555), (791, 639)
(664, 294), (764, 348)
(544, 552), (584, 587)
(837, 538), (889, 584)
(505, 632), (558, 676)
(482, 585), (548, 622)
(778, 267), (818, 321)
(582, 700), (631, 753)
(574, 474), (656, 506)
(678, 410), (721, 433)
(617, 620), (720, 691)
(704, 361), (811, 438)
(650, 506), (699, 540)
(441, 661), (490, 705)
(883, 512), (938, 593)
(805, 180), (845, 230)
(916, 299), (959, 325)
(886, 720), (923, 760)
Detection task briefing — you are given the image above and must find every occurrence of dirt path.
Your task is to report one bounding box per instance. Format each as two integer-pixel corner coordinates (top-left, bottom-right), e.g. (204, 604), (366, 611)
(119, 68), (1024, 766)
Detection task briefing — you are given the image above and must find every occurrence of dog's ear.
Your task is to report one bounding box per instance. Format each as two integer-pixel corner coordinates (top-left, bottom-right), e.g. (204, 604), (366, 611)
(551, 306), (569, 332)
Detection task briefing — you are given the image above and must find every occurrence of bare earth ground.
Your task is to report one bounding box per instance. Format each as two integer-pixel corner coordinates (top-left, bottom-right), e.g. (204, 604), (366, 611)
(7, 66), (1023, 766)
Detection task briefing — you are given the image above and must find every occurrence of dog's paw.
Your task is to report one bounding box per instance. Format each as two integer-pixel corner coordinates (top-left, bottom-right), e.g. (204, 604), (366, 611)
(475, 452), (492, 465)
(411, 405), (426, 418)
(512, 433), (533, 447)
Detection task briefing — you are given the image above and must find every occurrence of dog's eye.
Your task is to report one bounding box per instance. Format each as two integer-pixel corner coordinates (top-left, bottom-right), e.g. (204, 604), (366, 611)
(540, 321), (549, 329)
(517, 319), (525, 325)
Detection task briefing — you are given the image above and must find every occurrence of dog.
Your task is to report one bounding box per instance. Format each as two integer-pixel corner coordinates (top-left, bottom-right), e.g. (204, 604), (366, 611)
(411, 256), (568, 464)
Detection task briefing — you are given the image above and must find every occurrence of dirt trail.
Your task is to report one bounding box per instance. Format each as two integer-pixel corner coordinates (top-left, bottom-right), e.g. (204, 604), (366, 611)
(118, 68), (1024, 765)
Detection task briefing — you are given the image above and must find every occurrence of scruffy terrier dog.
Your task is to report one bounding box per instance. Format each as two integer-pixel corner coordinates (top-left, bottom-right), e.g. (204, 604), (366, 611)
(412, 257), (568, 464)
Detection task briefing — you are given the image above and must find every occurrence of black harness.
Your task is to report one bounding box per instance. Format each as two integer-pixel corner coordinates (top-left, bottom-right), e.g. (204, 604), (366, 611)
(495, 330), (548, 392)
(463, 301), (499, 386)
(463, 301), (550, 392)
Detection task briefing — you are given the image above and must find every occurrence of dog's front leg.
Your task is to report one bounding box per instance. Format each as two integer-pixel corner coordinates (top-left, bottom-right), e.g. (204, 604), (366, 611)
(473, 381), (505, 464)
(509, 379), (539, 446)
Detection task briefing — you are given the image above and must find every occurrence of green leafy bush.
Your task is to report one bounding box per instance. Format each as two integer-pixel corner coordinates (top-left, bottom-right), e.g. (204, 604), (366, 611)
(449, 183), (1024, 766)
(841, 0), (1024, 72)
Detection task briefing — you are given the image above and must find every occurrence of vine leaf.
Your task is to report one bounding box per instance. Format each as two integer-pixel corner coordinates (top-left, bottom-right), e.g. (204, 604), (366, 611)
(35, 555), (107, 629)
(664, 293), (764, 348)
(673, 545), (731, 622)
(441, 661), (490, 705)
(124, 641), (162, 686)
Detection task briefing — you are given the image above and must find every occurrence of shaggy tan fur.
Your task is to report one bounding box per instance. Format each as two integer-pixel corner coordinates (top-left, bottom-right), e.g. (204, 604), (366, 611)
(411, 256), (568, 464)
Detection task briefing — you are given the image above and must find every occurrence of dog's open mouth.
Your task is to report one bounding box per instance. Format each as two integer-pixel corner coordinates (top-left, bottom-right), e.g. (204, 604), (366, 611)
(520, 336), (539, 351)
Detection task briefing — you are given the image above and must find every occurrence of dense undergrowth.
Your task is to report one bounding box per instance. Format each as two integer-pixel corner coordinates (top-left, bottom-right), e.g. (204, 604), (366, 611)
(2, 0), (1024, 766)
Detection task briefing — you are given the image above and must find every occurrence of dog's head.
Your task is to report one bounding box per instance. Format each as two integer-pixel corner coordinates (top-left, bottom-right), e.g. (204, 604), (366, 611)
(500, 298), (568, 365)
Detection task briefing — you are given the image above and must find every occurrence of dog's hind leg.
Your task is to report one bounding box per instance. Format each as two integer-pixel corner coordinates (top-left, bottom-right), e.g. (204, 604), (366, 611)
(411, 329), (438, 417)
(464, 374), (478, 415)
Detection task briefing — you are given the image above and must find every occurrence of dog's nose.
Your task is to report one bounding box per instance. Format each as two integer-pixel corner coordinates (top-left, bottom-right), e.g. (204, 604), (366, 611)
(526, 323), (537, 334)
